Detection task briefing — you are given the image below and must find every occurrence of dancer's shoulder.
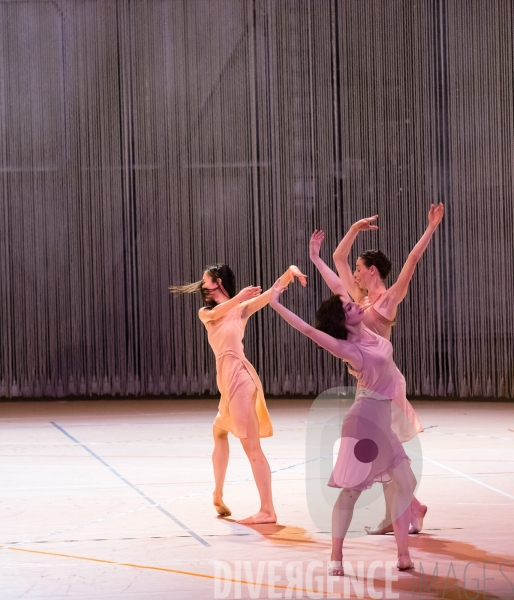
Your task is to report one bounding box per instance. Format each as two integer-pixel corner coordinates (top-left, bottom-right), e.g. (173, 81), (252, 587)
(198, 306), (214, 323)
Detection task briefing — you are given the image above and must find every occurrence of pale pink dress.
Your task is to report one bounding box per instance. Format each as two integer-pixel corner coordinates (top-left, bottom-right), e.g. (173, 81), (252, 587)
(202, 304), (273, 439)
(358, 296), (423, 441)
(329, 328), (410, 491)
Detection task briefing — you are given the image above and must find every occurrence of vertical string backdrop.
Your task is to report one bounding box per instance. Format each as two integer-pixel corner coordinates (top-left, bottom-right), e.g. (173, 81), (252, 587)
(0, 0), (512, 399)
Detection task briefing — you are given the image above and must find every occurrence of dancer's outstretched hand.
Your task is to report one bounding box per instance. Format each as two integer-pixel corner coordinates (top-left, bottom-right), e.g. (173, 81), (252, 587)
(288, 265), (308, 287)
(428, 203), (444, 228)
(270, 279), (288, 305)
(352, 215), (379, 231)
(236, 286), (262, 302)
(309, 230), (325, 259)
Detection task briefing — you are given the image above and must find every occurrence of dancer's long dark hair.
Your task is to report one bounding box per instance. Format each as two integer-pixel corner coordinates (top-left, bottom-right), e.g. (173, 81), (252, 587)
(169, 264), (236, 309)
(315, 295), (348, 341)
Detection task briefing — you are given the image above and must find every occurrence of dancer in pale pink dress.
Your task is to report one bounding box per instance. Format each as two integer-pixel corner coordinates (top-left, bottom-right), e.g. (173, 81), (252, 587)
(309, 203), (444, 534)
(171, 264), (306, 524)
(269, 282), (416, 573)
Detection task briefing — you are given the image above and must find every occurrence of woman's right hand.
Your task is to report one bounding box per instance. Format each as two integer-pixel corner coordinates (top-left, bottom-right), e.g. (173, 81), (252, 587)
(288, 265), (308, 287)
(236, 286), (262, 302)
(352, 215), (379, 231)
(428, 203), (444, 228)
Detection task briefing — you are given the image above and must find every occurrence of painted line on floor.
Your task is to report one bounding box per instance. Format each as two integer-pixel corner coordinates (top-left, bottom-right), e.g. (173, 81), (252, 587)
(1, 546), (344, 597)
(414, 453), (514, 500)
(425, 430), (513, 441)
(6, 451), (322, 547)
(50, 422), (210, 547)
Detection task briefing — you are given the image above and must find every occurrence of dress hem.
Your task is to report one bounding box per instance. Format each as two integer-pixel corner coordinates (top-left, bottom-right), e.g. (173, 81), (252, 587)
(328, 453), (410, 491)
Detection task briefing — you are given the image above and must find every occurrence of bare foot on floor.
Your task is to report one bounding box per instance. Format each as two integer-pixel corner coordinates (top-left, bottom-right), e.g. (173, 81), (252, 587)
(237, 511), (277, 524)
(213, 496), (231, 517)
(328, 561), (344, 576)
(365, 519), (394, 535)
(409, 504), (427, 534)
(397, 555), (414, 571)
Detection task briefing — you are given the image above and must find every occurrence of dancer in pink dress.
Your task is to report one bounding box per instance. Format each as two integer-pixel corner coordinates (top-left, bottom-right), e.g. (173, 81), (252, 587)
(309, 203), (444, 534)
(269, 283), (416, 573)
(171, 264), (306, 524)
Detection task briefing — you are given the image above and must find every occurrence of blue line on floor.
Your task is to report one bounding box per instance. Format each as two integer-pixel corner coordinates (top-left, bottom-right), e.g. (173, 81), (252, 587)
(50, 422), (210, 548)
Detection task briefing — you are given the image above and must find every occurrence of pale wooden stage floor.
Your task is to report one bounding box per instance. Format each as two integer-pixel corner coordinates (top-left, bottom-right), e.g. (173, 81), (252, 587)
(0, 399), (513, 600)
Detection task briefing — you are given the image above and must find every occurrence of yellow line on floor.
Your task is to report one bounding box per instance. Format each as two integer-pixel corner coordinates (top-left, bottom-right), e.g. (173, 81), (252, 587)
(1, 546), (342, 597)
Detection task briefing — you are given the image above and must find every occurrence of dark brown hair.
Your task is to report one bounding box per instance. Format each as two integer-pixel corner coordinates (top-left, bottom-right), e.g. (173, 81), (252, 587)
(359, 250), (392, 280)
(315, 295), (348, 341)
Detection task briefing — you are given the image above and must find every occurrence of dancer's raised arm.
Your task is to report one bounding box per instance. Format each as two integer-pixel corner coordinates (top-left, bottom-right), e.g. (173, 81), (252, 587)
(385, 203), (444, 305)
(199, 286), (262, 323)
(309, 230), (349, 298)
(241, 265), (307, 318)
(269, 282), (363, 369)
(333, 216), (378, 301)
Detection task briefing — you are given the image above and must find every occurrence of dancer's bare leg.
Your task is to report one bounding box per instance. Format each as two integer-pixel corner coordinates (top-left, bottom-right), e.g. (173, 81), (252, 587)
(389, 460), (416, 570)
(331, 488), (361, 559)
(212, 425), (231, 516)
(366, 485), (427, 535)
(409, 495), (428, 534)
(238, 396), (276, 524)
(365, 481), (394, 534)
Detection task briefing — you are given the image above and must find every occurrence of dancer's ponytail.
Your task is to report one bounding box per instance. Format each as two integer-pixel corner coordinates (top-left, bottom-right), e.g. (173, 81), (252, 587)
(169, 263), (237, 309)
(168, 280), (203, 295)
(169, 278), (213, 307)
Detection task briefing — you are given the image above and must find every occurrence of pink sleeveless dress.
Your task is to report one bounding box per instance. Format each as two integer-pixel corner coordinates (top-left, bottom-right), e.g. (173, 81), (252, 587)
(329, 328), (411, 491)
(358, 296), (423, 441)
(202, 304), (273, 439)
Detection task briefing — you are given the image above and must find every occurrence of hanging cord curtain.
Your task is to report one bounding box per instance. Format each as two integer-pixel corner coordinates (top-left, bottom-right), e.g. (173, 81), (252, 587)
(0, 0), (512, 399)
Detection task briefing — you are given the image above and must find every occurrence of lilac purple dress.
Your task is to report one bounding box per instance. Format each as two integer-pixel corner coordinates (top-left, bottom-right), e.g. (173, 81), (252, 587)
(358, 296), (423, 441)
(329, 327), (411, 491)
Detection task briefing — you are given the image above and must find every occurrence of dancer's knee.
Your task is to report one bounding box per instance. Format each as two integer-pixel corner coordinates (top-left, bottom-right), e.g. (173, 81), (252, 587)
(391, 462), (416, 495)
(341, 488), (359, 499)
(338, 487), (361, 506)
(213, 425), (229, 440)
(240, 437), (263, 460)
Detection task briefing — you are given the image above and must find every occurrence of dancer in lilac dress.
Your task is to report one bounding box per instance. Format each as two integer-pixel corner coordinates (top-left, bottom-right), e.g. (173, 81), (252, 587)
(269, 283), (416, 573)
(309, 203), (444, 534)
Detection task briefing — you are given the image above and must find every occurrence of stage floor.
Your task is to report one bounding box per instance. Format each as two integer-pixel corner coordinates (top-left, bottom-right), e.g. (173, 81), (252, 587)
(0, 398), (513, 600)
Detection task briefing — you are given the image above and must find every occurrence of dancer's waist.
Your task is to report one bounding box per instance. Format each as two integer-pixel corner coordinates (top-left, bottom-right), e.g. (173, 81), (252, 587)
(215, 349), (246, 363)
(356, 387), (391, 402)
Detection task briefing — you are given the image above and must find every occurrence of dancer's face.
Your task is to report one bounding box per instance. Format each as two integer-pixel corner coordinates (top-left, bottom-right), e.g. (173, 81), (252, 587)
(354, 258), (373, 290)
(341, 298), (365, 326)
(202, 273), (227, 303)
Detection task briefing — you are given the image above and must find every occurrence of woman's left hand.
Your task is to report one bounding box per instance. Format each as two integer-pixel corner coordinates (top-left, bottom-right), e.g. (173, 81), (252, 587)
(288, 265), (308, 287)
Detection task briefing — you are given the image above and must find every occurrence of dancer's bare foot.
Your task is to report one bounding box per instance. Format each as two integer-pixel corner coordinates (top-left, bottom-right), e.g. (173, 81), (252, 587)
(409, 504), (427, 534)
(213, 495), (231, 516)
(365, 519), (394, 535)
(237, 510), (276, 524)
(328, 560), (344, 576)
(397, 555), (414, 571)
